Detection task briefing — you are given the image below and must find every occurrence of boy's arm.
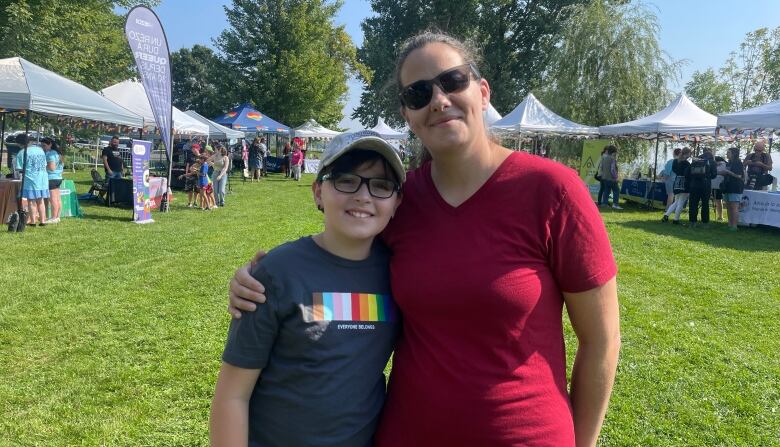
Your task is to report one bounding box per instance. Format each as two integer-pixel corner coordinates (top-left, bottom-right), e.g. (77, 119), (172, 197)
(210, 363), (262, 447)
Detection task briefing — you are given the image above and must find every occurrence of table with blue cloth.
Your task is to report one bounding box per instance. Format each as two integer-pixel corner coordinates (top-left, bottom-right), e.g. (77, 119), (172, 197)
(620, 179), (668, 209)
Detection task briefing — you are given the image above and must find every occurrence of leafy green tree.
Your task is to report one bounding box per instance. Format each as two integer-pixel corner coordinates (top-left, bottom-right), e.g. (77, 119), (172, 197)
(539, 0), (680, 127)
(685, 68), (733, 115)
(217, 0), (368, 128)
(353, 0), (582, 127)
(719, 27), (780, 110)
(0, 0), (158, 90)
(171, 45), (235, 119)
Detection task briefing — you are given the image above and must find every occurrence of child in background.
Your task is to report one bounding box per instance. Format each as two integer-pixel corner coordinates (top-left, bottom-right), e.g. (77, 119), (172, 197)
(210, 131), (404, 447)
(199, 157), (216, 210)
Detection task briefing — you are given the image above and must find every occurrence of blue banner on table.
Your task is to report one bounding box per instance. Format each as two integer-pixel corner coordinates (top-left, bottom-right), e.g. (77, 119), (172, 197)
(125, 6), (172, 157)
(131, 140), (153, 224)
(620, 179), (668, 209)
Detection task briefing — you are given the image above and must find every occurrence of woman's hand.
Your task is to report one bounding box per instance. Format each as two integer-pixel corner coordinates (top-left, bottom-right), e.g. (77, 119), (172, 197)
(228, 251), (267, 319)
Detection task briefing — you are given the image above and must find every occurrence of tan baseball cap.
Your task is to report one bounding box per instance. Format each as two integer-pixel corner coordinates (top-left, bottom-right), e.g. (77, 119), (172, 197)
(318, 130), (406, 182)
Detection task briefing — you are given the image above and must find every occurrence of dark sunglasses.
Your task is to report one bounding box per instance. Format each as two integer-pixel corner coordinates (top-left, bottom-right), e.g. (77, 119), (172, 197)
(321, 173), (400, 199)
(399, 63), (481, 110)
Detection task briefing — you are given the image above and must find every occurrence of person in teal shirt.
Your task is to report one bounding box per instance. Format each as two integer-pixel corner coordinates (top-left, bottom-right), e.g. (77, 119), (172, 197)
(13, 133), (49, 226)
(43, 137), (64, 224)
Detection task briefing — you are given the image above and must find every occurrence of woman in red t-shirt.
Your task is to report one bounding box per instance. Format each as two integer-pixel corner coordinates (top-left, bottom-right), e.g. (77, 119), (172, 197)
(227, 31), (620, 447)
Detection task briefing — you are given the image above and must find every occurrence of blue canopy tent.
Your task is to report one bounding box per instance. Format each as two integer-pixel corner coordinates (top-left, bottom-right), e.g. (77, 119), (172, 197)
(213, 103), (290, 134)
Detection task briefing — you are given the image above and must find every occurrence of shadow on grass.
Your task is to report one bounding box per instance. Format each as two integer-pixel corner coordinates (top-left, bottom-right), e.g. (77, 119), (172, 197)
(617, 218), (780, 251)
(77, 201), (134, 222)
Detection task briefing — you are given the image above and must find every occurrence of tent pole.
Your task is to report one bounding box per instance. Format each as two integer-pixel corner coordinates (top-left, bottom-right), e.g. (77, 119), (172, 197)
(17, 112), (31, 216)
(164, 128), (173, 212)
(0, 113), (6, 175)
(649, 135), (660, 210)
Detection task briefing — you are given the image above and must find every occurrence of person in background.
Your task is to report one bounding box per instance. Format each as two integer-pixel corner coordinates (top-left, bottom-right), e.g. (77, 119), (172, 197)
(290, 143), (303, 181)
(597, 145), (622, 209)
(595, 146), (608, 206)
(660, 148), (681, 208)
(102, 136), (124, 181)
(185, 144), (200, 208)
(43, 137), (63, 224)
(711, 155), (727, 221)
(281, 142), (291, 178)
(743, 140), (773, 191)
(14, 133), (49, 227)
(212, 146), (229, 207)
(248, 138), (263, 181)
(721, 147), (744, 231)
(661, 147), (691, 224)
(684, 148), (717, 227)
(259, 137), (269, 177)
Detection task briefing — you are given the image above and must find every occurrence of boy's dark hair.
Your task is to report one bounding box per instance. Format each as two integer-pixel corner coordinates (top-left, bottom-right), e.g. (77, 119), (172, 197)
(14, 133), (28, 145)
(317, 149), (399, 184)
(605, 145), (618, 154)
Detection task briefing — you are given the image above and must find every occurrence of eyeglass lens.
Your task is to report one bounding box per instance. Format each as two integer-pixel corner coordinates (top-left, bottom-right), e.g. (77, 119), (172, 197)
(400, 64), (474, 110)
(332, 174), (398, 198)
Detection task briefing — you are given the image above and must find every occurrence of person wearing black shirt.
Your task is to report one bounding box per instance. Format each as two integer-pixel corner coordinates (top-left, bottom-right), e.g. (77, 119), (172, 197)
(684, 148), (717, 226)
(662, 147), (691, 224)
(743, 141), (773, 190)
(722, 147), (745, 231)
(102, 136), (125, 180)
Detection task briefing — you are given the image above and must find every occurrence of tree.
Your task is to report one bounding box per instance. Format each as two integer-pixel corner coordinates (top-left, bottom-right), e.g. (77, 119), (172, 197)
(217, 0), (368, 128)
(0, 0), (159, 90)
(685, 69), (733, 115)
(539, 0), (680, 128)
(353, 0), (582, 128)
(719, 27), (780, 111)
(171, 45), (235, 119)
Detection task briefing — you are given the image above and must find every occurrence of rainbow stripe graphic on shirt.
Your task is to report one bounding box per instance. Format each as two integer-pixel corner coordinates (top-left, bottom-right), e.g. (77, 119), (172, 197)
(310, 293), (396, 322)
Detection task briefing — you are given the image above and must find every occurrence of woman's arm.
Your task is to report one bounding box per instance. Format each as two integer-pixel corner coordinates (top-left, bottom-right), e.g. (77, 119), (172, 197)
(228, 252), (268, 318)
(563, 277), (621, 447)
(210, 363), (262, 447)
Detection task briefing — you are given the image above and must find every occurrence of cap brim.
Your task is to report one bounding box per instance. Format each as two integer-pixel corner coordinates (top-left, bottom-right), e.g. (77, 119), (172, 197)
(320, 136), (406, 183)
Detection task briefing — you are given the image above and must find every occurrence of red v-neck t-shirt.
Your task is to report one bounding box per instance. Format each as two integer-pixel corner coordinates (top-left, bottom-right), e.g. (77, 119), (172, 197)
(376, 151), (617, 446)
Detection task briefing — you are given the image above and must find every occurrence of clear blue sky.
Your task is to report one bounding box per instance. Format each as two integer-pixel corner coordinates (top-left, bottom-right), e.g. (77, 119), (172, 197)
(135, 0), (780, 130)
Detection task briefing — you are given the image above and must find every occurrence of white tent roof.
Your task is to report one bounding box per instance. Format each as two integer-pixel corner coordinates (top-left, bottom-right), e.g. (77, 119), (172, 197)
(100, 80), (208, 135)
(185, 110), (245, 139)
(483, 103), (502, 126)
(491, 93), (598, 136)
(0, 57), (143, 127)
(369, 117), (407, 140)
(717, 99), (780, 131)
(291, 119), (341, 138)
(599, 93), (717, 137)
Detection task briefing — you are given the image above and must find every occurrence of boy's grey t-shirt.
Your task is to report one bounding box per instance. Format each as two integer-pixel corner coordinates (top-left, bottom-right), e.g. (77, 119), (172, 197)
(222, 236), (399, 447)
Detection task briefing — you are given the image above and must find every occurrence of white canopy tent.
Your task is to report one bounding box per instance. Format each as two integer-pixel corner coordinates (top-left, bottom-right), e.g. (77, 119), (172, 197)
(100, 80), (208, 136)
(491, 93), (598, 137)
(185, 110), (245, 140)
(599, 93), (717, 138)
(291, 119), (341, 139)
(717, 99), (780, 133)
(483, 103), (502, 126)
(368, 117), (407, 140)
(0, 57), (143, 127)
(598, 93), (718, 206)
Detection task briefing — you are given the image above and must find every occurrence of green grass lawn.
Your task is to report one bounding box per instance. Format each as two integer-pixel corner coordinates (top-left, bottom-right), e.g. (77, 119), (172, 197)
(1, 170), (779, 446)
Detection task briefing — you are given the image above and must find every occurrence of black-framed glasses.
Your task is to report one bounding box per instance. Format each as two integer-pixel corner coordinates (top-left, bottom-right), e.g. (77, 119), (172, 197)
(322, 173), (400, 199)
(399, 63), (481, 110)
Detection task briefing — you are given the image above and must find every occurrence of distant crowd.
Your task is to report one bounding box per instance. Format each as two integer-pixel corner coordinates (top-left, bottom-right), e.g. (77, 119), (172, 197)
(594, 140), (774, 231)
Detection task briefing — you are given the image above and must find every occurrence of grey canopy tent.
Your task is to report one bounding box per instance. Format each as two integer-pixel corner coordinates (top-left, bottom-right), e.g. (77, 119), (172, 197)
(0, 56), (143, 228)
